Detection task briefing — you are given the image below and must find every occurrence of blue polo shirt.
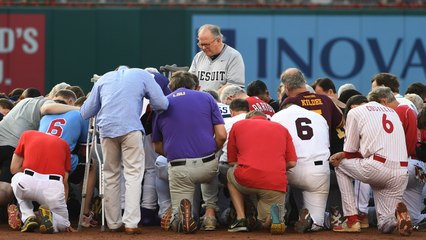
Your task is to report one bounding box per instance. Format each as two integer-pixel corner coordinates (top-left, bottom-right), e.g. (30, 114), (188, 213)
(152, 88), (224, 161)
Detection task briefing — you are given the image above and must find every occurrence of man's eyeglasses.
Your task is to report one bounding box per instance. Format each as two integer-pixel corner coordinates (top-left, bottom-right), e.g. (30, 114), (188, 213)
(197, 37), (218, 49)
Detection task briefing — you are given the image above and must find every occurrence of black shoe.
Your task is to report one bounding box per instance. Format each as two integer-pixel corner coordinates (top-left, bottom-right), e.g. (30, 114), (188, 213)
(228, 218), (249, 232)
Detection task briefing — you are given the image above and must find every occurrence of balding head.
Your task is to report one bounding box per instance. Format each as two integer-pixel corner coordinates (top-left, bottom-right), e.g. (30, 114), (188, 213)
(280, 68), (307, 97)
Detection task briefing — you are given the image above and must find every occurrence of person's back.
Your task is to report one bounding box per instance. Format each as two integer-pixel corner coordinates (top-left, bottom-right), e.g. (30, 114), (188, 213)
(154, 89), (221, 160)
(345, 101), (406, 165)
(39, 110), (89, 172)
(272, 104), (329, 164)
(228, 115), (295, 192)
(17, 130), (71, 177)
(0, 97), (53, 147)
(81, 66), (168, 138)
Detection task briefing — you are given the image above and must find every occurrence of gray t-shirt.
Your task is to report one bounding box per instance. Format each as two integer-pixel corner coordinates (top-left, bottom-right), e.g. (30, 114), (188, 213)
(0, 97), (54, 147)
(190, 44), (245, 91)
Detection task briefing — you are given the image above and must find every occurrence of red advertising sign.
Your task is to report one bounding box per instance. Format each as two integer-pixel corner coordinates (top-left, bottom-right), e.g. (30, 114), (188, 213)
(0, 14), (45, 95)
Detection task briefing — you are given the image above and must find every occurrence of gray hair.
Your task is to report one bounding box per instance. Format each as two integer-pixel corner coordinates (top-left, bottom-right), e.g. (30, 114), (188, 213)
(337, 83), (356, 98)
(405, 93), (423, 113)
(198, 24), (223, 39)
(47, 82), (70, 99)
(367, 86), (396, 103)
(220, 85), (246, 103)
(280, 68), (306, 91)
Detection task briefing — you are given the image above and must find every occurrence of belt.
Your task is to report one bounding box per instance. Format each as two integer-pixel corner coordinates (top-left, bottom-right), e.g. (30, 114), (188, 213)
(170, 154), (216, 167)
(373, 155), (408, 167)
(314, 161), (323, 166)
(24, 169), (61, 181)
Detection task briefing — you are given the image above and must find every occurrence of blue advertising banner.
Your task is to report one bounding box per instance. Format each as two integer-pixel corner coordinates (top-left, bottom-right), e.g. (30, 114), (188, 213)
(192, 15), (426, 99)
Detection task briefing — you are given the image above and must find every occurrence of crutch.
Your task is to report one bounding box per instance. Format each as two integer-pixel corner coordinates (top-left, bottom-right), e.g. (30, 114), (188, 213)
(159, 64), (189, 79)
(78, 74), (106, 232)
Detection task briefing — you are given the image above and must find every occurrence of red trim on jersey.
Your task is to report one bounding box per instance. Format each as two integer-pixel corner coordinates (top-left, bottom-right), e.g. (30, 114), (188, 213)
(373, 154), (386, 163)
(344, 151), (363, 159)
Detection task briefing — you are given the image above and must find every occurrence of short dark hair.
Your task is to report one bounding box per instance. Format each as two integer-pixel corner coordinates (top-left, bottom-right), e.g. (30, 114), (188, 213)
(344, 95), (368, 121)
(371, 73), (400, 93)
(229, 99), (249, 112)
(0, 98), (14, 110)
(66, 85), (85, 99)
(55, 89), (77, 103)
(169, 71), (197, 92)
(203, 89), (219, 102)
(246, 80), (268, 97)
(338, 89), (362, 104)
(312, 77), (336, 93)
(405, 82), (426, 100)
(21, 88), (41, 98)
(74, 96), (87, 107)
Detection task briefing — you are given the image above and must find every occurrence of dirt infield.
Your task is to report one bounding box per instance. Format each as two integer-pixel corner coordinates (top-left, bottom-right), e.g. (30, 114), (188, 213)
(0, 224), (425, 240)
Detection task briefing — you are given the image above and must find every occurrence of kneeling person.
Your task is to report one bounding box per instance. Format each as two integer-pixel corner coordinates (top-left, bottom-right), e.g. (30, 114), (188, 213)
(10, 130), (74, 234)
(227, 111), (297, 234)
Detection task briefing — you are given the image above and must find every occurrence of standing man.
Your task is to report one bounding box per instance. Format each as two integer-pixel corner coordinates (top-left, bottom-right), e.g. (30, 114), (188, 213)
(80, 66), (169, 234)
(189, 24), (245, 91)
(10, 130), (73, 234)
(152, 71), (226, 234)
(330, 96), (411, 235)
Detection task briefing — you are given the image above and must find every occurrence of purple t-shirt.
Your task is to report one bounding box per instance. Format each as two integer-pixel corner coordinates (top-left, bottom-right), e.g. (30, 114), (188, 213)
(152, 88), (224, 161)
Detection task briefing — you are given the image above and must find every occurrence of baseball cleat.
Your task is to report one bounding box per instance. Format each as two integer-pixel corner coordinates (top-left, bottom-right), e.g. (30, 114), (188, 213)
(180, 199), (197, 234)
(39, 205), (54, 234)
(395, 202), (412, 236)
(7, 204), (22, 230)
(333, 219), (361, 233)
(21, 216), (39, 233)
(294, 208), (313, 233)
(160, 207), (173, 231)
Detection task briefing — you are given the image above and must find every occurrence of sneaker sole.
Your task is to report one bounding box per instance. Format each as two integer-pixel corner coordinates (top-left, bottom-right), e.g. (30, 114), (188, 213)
(7, 205), (21, 230)
(227, 226), (248, 232)
(271, 223), (286, 235)
(21, 221), (39, 233)
(396, 203), (412, 236)
(39, 206), (54, 234)
(270, 204), (285, 234)
(161, 207), (173, 231)
(180, 199), (197, 234)
(333, 227), (361, 233)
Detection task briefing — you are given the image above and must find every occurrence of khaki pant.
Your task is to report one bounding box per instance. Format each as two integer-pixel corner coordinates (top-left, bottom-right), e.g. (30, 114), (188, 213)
(168, 155), (218, 211)
(101, 130), (145, 229)
(227, 166), (286, 222)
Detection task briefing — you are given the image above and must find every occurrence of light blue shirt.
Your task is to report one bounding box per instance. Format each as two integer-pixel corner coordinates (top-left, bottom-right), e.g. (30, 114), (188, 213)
(80, 66), (169, 138)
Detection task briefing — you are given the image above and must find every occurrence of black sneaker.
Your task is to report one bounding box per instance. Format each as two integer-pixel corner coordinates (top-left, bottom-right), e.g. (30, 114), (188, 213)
(21, 216), (39, 233)
(228, 218), (249, 232)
